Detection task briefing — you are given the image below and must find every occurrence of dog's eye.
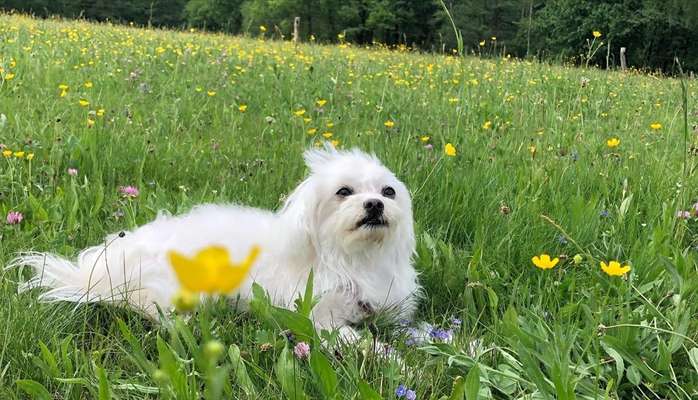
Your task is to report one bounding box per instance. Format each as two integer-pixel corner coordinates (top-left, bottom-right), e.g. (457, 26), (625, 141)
(336, 186), (353, 197)
(382, 186), (396, 198)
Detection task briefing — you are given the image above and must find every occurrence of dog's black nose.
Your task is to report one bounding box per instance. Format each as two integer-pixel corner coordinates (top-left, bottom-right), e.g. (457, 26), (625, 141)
(363, 199), (384, 214)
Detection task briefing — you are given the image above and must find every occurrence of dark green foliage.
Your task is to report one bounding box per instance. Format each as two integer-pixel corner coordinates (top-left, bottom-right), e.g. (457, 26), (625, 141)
(0, 0), (695, 74)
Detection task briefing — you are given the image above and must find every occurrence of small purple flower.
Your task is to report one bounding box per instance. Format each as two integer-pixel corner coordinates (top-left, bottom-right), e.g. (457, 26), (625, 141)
(6, 211), (23, 225)
(557, 234), (568, 245)
(450, 317), (462, 328)
(405, 389), (416, 400)
(398, 318), (411, 327)
(424, 144), (433, 150)
(599, 210), (609, 218)
(119, 185), (139, 198)
(429, 328), (453, 342)
(395, 384), (407, 397)
(677, 210), (692, 219)
(67, 168), (78, 176)
(293, 341), (310, 360)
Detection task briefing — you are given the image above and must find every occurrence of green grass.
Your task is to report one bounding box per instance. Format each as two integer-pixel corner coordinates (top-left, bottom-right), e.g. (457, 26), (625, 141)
(1, 13), (698, 399)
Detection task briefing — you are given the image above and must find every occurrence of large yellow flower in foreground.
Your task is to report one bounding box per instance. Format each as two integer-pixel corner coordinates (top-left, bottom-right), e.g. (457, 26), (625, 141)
(532, 254), (559, 270)
(168, 245), (260, 294)
(444, 143), (456, 156)
(600, 260), (631, 277)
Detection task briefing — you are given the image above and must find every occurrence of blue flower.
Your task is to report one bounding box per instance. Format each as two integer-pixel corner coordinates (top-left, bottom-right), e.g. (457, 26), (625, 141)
(450, 317), (462, 328)
(395, 384), (407, 397)
(556, 234), (568, 245)
(429, 328), (453, 342)
(406, 389), (417, 400)
(599, 210), (609, 218)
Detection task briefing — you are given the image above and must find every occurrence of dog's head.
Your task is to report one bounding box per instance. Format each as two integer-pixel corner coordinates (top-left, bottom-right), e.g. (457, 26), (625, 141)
(281, 146), (414, 257)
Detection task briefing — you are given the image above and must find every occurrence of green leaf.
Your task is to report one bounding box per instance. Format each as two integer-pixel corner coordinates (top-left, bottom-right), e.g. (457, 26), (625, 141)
(16, 379), (52, 400)
(309, 349), (338, 399)
(228, 344), (257, 397)
(465, 365), (480, 400)
(95, 362), (112, 400)
(626, 365), (641, 385)
(274, 346), (308, 400)
(688, 348), (698, 374)
(446, 376), (466, 400)
(357, 380), (382, 400)
(600, 342), (625, 383)
(28, 194), (49, 222)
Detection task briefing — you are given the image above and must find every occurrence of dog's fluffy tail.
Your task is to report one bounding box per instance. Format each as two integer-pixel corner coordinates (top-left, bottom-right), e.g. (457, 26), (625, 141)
(8, 233), (167, 314)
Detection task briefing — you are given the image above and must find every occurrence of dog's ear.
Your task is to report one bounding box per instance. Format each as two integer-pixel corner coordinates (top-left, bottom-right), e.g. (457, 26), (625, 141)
(303, 142), (338, 172)
(279, 177), (320, 251)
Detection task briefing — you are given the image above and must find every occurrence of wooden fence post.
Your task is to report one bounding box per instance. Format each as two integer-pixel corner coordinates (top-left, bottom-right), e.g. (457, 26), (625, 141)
(620, 47), (627, 70)
(293, 17), (300, 44)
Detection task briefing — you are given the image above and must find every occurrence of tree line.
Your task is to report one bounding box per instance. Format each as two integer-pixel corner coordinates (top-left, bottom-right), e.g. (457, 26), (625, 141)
(1, 0), (696, 73)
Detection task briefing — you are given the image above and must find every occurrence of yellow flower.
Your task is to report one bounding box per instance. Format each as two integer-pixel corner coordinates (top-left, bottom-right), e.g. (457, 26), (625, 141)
(532, 254), (559, 270)
(326, 122), (334, 128)
(448, 97), (459, 104)
(482, 120), (492, 130)
(307, 128), (317, 135)
(420, 136), (430, 142)
(207, 90), (216, 97)
(27, 153), (34, 160)
(96, 108), (105, 117)
(259, 25), (267, 32)
(294, 109), (306, 117)
(168, 245), (260, 294)
(79, 99), (89, 107)
(331, 139), (340, 147)
(3, 150), (12, 158)
(316, 99), (327, 107)
(14, 151), (25, 158)
(384, 120), (395, 128)
(491, 36), (497, 41)
(322, 132), (333, 138)
(87, 118), (95, 127)
(650, 122), (662, 130)
(84, 81), (93, 88)
(592, 31), (602, 38)
(58, 84), (69, 90)
(479, 40), (485, 47)
(600, 260), (631, 277)
(238, 104), (248, 112)
(4, 73), (16, 80)
(444, 143), (456, 156)
(606, 137), (620, 148)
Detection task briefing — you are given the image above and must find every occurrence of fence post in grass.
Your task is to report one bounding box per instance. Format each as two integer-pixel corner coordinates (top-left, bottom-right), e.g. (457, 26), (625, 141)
(293, 17), (300, 45)
(620, 47), (627, 70)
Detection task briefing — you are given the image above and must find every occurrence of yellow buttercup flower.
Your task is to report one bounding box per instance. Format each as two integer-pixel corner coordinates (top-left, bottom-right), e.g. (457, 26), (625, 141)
(259, 25), (267, 33)
(322, 132), (333, 138)
(207, 90), (216, 97)
(384, 120), (395, 128)
(4, 73), (15, 80)
(444, 143), (456, 156)
(27, 153), (34, 160)
(79, 99), (89, 107)
(96, 108), (105, 117)
(238, 104), (248, 112)
(650, 122), (661, 130)
(479, 40), (485, 47)
(168, 245), (260, 294)
(3, 150), (12, 158)
(316, 99), (327, 107)
(307, 128), (317, 135)
(600, 260), (631, 277)
(482, 120), (492, 130)
(420, 136), (430, 142)
(84, 81), (93, 88)
(606, 137), (620, 148)
(14, 151), (25, 159)
(294, 109), (306, 117)
(532, 254), (559, 270)
(592, 31), (602, 38)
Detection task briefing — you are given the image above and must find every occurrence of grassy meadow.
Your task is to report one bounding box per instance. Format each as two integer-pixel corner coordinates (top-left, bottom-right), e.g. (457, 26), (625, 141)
(1, 13), (698, 399)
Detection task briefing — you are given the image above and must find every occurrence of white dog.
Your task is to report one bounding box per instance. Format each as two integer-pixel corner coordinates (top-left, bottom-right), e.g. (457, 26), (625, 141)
(11, 146), (420, 341)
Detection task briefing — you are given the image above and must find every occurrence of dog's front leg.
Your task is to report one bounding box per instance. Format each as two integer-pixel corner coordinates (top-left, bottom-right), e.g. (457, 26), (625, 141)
(311, 291), (364, 344)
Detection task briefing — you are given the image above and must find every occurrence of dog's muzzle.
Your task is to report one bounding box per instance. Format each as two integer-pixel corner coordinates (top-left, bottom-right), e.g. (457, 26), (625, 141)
(356, 199), (388, 228)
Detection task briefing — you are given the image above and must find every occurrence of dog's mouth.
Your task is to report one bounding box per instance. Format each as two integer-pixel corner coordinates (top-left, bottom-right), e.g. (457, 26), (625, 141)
(356, 215), (388, 229)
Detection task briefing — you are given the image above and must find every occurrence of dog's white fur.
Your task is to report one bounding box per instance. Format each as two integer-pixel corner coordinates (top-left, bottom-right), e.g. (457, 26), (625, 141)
(10, 147), (419, 340)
